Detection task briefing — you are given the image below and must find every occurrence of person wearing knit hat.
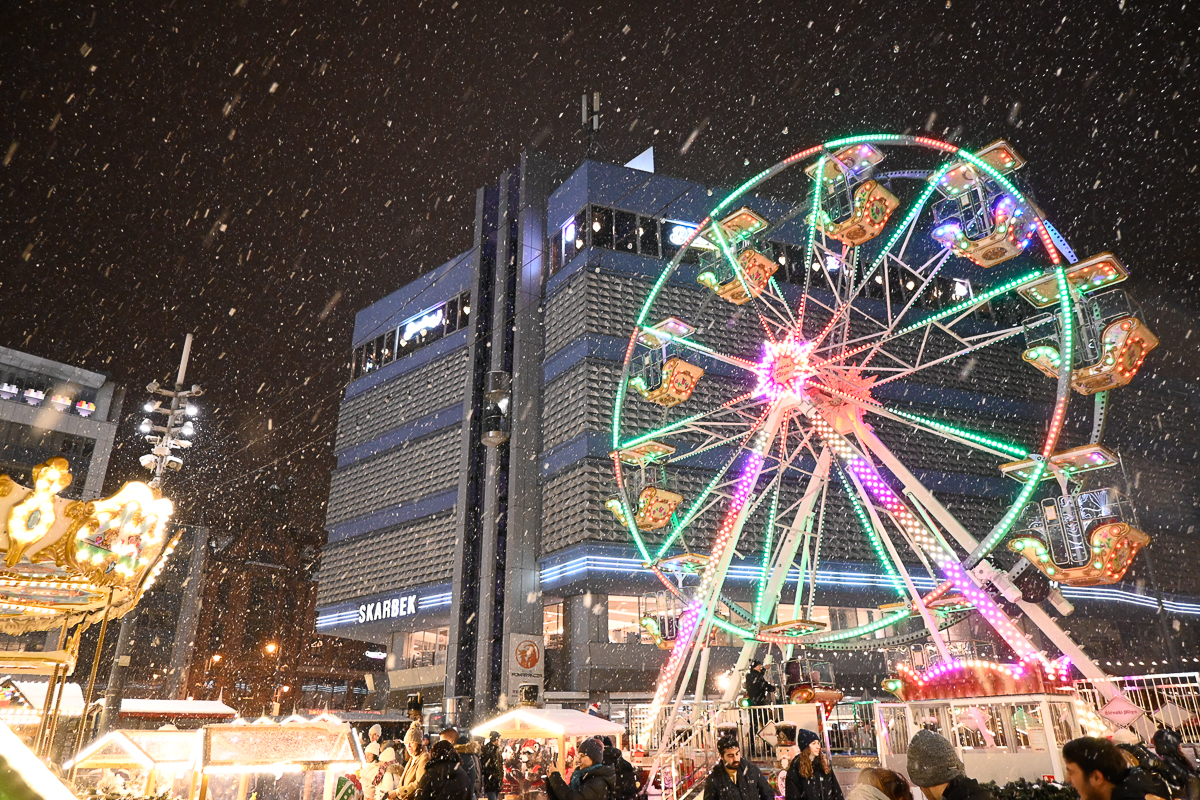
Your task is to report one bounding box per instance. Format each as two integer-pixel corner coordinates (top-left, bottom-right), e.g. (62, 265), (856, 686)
(369, 723), (383, 743)
(360, 743), (383, 800)
(546, 736), (616, 800)
(785, 729), (842, 800)
(904, 731), (992, 800)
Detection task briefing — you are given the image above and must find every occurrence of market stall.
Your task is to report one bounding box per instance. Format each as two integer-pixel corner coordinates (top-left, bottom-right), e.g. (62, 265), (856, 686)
(195, 716), (363, 800)
(65, 728), (201, 798)
(470, 707), (626, 800)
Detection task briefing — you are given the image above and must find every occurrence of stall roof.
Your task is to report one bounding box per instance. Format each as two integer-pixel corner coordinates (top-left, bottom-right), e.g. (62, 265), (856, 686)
(99, 698), (237, 718)
(4, 678), (86, 715)
(471, 707), (626, 739)
(66, 728), (201, 770)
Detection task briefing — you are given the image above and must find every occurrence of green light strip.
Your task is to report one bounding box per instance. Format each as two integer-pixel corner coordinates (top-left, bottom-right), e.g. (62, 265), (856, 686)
(835, 466), (907, 598)
(797, 156), (826, 327)
(710, 614), (754, 639)
(809, 608), (910, 643)
(753, 480), (781, 623)
(825, 134), (908, 149)
(966, 460), (1044, 567)
(889, 408), (1029, 459)
(858, 163), (952, 286)
(891, 271), (1043, 339)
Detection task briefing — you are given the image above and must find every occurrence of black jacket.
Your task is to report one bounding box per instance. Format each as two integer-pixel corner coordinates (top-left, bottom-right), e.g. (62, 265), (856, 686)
(415, 751), (474, 800)
(1113, 767), (1173, 800)
(784, 758), (844, 800)
(455, 742), (483, 795)
(603, 747), (638, 800)
(744, 669), (776, 706)
(480, 742), (504, 793)
(547, 764), (617, 800)
(941, 776), (995, 800)
(703, 761), (775, 800)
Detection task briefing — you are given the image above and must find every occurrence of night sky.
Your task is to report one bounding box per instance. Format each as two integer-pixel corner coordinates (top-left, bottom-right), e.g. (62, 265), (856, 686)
(1, 0), (1197, 540)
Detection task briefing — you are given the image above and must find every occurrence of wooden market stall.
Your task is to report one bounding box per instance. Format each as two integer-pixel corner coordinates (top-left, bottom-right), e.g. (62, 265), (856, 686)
(65, 728), (202, 798)
(470, 707), (627, 775)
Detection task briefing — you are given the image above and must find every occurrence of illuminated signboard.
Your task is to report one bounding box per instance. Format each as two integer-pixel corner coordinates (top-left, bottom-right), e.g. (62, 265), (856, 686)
(400, 308), (445, 345)
(358, 593), (418, 624)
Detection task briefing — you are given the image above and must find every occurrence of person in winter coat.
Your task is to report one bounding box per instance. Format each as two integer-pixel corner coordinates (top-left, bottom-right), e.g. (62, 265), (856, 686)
(442, 727), (483, 798)
(703, 735), (774, 800)
(785, 729), (844, 800)
(416, 740), (474, 800)
(547, 737), (617, 800)
(744, 661), (776, 707)
(1152, 729), (1200, 800)
(392, 729), (430, 800)
(1063, 736), (1171, 800)
(378, 748), (406, 799)
(601, 737), (637, 800)
(481, 732), (504, 800)
(362, 743), (383, 800)
(905, 731), (994, 800)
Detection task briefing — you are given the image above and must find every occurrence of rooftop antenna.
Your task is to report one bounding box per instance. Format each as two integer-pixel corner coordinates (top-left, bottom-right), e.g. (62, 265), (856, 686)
(582, 91), (600, 158)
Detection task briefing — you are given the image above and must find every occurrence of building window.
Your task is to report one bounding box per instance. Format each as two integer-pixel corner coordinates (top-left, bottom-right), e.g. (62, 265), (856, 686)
(397, 627), (448, 669)
(350, 291), (471, 380)
(607, 596), (646, 644)
(544, 603), (564, 649)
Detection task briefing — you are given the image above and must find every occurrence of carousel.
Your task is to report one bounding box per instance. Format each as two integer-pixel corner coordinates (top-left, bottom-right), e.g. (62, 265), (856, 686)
(0, 457), (179, 761)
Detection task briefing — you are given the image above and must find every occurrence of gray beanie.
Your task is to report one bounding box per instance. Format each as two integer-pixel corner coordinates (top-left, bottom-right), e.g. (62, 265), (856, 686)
(906, 730), (964, 787)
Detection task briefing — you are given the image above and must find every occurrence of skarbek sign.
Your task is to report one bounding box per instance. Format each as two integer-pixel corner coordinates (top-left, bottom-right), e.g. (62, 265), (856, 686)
(358, 594), (418, 624)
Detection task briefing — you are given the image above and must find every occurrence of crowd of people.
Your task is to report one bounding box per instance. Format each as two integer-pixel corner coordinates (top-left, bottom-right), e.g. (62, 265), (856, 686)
(702, 725), (1197, 800)
(353, 717), (1197, 800)
(354, 723), (638, 800)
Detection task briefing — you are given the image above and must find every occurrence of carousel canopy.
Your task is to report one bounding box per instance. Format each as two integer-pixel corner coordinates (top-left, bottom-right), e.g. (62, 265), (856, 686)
(0, 458), (177, 640)
(470, 707), (625, 740)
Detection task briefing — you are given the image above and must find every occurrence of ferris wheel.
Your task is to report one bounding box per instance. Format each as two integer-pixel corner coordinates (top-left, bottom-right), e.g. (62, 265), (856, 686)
(606, 134), (1159, 732)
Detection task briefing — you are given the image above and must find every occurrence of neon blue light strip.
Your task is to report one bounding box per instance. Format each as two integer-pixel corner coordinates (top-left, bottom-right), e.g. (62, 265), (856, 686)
(536, 556), (1200, 616)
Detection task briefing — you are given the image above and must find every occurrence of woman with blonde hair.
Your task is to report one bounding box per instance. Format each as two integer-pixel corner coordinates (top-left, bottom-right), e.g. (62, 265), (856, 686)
(785, 730), (843, 800)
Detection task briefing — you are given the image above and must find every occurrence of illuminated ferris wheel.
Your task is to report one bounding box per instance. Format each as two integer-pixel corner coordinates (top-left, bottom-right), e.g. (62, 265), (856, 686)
(606, 134), (1160, 727)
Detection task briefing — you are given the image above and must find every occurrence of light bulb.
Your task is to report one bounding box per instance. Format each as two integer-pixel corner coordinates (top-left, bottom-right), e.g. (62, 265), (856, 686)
(181, 421), (195, 437)
(186, 403), (199, 416)
(144, 402), (155, 412)
(139, 419), (152, 433)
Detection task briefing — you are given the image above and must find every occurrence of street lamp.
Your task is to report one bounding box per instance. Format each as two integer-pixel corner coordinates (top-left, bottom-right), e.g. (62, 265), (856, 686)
(97, 333), (205, 736)
(265, 642), (282, 715)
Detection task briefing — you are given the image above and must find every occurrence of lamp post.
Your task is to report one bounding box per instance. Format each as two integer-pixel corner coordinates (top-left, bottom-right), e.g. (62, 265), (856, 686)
(203, 654), (222, 700)
(96, 334), (203, 736)
(266, 642), (282, 716)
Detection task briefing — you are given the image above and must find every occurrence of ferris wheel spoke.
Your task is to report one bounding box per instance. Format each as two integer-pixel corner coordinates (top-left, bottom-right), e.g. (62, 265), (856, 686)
(637, 325), (760, 374)
(864, 401), (1031, 461)
(870, 324), (1025, 387)
(617, 393), (764, 451)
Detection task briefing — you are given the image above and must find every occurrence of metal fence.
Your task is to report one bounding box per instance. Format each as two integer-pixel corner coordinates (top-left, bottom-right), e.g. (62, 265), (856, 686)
(1075, 672), (1200, 745)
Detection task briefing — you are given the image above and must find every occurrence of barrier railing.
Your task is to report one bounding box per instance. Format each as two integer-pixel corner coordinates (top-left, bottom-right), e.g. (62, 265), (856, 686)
(1074, 672), (1200, 746)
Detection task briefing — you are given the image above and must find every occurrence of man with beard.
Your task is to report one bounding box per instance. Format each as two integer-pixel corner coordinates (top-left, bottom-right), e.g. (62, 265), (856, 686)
(1063, 736), (1170, 800)
(703, 736), (774, 800)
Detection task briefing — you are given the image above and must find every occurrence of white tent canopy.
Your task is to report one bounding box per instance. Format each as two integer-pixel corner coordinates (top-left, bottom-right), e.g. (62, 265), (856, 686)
(470, 707), (625, 775)
(471, 707), (625, 739)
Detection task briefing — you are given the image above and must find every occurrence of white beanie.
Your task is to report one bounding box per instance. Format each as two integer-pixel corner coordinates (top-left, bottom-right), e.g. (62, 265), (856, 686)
(380, 747), (397, 763)
(366, 742), (381, 757)
(370, 724), (383, 738)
